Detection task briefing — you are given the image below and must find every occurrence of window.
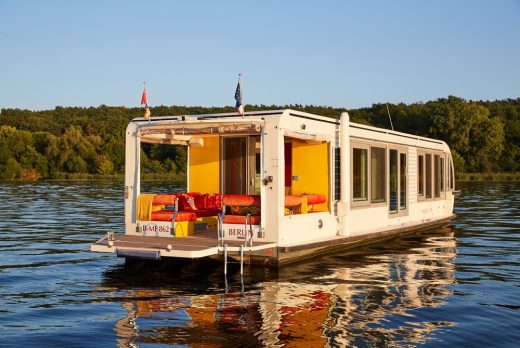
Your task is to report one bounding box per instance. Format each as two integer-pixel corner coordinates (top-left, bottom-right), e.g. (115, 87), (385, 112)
(418, 155), (424, 197)
(370, 147), (386, 203)
(440, 157), (445, 194)
(389, 149), (398, 213)
(434, 155), (441, 198)
(419, 151), (448, 200)
(448, 157), (454, 190)
(389, 149), (408, 215)
(400, 153), (407, 210)
(352, 148), (368, 201)
(425, 154), (432, 198)
(447, 159), (451, 190)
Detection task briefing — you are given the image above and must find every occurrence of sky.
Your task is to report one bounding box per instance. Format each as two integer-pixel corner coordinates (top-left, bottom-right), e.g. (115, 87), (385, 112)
(0, 0), (519, 111)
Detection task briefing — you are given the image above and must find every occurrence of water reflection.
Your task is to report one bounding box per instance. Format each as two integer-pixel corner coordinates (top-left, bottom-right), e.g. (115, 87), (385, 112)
(104, 227), (457, 347)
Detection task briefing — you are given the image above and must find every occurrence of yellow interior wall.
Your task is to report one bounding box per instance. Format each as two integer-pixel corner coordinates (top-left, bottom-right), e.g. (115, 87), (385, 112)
(291, 140), (329, 211)
(188, 136), (220, 193)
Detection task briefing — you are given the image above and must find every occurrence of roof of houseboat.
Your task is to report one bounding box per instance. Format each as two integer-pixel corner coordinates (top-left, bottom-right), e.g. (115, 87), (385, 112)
(131, 109), (446, 147)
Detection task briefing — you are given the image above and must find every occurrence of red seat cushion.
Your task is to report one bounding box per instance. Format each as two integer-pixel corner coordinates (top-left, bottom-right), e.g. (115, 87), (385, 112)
(152, 194), (177, 205)
(285, 195), (302, 207)
(223, 194), (260, 207)
(151, 211), (197, 222)
(204, 193), (222, 210)
(302, 194), (326, 205)
(223, 215), (261, 225)
(194, 193), (207, 210)
(193, 209), (221, 218)
(194, 193), (223, 210)
(177, 192), (199, 211)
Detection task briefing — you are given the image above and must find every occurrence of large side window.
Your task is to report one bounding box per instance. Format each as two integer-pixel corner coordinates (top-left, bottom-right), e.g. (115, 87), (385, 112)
(434, 155), (441, 198)
(440, 156), (445, 195)
(400, 152), (407, 210)
(418, 154), (425, 198)
(389, 149), (398, 213)
(448, 156), (454, 190)
(447, 158), (451, 190)
(352, 147), (368, 202)
(370, 146), (386, 203)
(389, 148), (408, 216)
(425, 154), (432, 199)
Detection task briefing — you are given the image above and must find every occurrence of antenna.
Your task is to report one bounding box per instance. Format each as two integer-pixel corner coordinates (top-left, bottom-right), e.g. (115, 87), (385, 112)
(386, 104), (394, 131)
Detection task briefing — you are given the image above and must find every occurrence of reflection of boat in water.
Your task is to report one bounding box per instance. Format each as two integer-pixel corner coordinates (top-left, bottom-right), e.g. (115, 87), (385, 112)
(106, 228), (457, 347)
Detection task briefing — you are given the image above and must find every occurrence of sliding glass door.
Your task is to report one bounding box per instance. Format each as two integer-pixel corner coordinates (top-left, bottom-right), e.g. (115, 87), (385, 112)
(222, 136), (260, 195)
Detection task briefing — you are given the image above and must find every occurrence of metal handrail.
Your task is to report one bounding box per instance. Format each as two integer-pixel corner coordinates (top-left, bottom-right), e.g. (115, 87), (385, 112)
(245, 213), (253, 247)
(170, 200), (178, 236)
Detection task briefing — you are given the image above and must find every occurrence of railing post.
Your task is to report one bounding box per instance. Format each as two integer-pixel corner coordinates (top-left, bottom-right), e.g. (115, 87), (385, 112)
(240, 244), (244, 275)
(224, 243), (228, 276)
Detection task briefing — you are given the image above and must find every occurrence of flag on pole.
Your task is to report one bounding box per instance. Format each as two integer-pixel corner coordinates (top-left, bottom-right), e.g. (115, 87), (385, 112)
(141, 82), (150, 120)
(141, 86), (148, 107)
(234, 74), (244, 116)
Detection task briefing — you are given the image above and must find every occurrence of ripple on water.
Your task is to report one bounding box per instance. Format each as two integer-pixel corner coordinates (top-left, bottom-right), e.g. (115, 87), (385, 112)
(0, 181), (520, 347)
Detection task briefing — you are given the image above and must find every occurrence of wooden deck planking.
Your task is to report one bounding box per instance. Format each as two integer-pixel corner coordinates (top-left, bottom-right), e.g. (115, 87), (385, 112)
(98, 232), (274, 252)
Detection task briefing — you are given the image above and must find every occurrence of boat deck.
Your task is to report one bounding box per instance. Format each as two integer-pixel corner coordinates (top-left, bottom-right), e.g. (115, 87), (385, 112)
(90, 231), (277, 259)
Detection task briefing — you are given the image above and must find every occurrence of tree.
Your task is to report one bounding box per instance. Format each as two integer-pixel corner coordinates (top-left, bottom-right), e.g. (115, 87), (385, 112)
(0, 158), (21, 179)
(428, 96), (505, 172)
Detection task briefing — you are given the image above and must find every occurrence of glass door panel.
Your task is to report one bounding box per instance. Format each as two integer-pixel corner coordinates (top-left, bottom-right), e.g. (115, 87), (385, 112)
(223, 137), (246, 194)
(389, 149), (398, 213)
(400, 153), (407, 210)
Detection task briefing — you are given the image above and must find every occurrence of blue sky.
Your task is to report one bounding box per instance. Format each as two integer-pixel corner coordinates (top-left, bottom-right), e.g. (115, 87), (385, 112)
(0, 0), (519, 111)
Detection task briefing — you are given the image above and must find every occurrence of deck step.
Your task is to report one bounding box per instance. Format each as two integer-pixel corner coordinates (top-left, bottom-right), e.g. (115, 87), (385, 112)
(116, 248), (161, 260)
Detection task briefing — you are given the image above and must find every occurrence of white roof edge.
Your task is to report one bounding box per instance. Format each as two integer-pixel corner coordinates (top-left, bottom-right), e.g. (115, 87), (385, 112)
(132, 109), (285, 122)
(349, 121), (447, 146)
(282, 109), (341, 123)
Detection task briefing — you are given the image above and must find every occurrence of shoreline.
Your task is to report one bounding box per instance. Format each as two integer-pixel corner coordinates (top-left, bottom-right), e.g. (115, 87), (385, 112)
(455, 172), (520, 182)
(1, 174), (519, 183)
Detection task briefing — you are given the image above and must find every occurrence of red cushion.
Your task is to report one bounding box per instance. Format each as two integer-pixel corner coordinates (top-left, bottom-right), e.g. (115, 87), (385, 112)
(302, 194), (326, 205)
(193, 209), (221, 218)
(204, 193), (222, 210)
(223, 215), (261, 224)
(285, 195), (302, 207)
(194, 193), (207, 210)
(151, 211), (197, 222)
(177, 192), (199, 211)
(223, 194), (260, 207)
(152, 194), (177, 205)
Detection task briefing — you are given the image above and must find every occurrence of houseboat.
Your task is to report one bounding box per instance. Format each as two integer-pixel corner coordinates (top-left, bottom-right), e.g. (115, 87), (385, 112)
(91, 109), (455, 266)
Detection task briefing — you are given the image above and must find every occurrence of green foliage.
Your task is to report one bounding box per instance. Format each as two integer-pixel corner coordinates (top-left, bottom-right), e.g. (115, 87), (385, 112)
(0, 97), (518, 180)
(94, 155), (115, 175)
(428, 96), (506, 172)
(64, 155), (88, 173)
(0, 158), (21, 179)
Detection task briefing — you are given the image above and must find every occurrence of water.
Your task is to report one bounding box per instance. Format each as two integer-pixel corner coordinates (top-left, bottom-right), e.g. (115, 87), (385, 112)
(0, 181), (519, 347)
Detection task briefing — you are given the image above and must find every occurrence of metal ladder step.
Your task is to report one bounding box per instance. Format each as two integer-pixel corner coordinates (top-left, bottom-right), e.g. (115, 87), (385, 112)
(223, 244), (244, 276)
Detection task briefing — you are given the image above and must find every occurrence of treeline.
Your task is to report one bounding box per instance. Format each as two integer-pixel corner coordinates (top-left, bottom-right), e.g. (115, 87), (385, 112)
(0, 96), (519, 180)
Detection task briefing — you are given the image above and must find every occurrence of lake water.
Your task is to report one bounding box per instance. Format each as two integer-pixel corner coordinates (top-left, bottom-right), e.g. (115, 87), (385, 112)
(0, 181), (519, 347)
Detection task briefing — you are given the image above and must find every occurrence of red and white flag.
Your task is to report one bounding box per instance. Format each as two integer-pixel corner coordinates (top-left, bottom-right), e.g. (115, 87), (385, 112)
(141, 86), (148, 107)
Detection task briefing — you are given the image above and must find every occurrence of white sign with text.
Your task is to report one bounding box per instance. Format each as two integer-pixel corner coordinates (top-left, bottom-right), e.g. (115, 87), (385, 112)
(139, 221), (173, 237)
(222, 223), (261, 241)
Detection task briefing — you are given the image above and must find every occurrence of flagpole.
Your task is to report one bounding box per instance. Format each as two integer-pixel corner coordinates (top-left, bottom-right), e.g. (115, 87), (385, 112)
(239, 73), (244, 118)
